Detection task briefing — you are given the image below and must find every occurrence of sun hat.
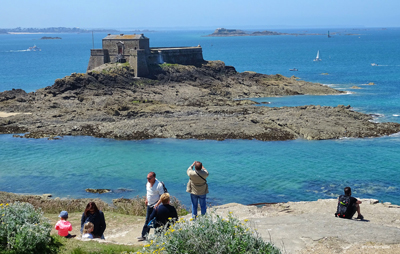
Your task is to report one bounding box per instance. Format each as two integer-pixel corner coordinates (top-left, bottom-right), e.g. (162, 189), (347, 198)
(58, 211), (68, 218)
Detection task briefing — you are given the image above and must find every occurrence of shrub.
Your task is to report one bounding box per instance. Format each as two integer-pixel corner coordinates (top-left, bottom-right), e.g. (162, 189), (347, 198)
(112, 196), (188, 216)
(135, 212), (280, 254)
(0, 202), (60, 254)
(0, 191), (188, 217)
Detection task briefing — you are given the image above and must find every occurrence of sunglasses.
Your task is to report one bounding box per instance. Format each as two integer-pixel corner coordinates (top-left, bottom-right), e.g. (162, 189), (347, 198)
(147, 176), (154, 180)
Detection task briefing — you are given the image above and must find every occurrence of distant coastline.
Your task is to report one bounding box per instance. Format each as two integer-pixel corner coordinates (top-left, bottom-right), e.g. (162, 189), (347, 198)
(0, 27), (156, 34)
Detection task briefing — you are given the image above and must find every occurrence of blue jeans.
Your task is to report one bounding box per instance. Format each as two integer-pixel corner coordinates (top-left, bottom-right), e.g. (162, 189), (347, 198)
(141, 205), (154, 237)
(190, 194), (207, 217)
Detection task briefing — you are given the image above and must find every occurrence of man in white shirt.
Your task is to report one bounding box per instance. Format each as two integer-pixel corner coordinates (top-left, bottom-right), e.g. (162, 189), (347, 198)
(137, 171), (165, 241)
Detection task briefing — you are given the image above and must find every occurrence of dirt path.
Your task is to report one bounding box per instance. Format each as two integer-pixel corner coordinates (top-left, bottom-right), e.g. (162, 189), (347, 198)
(47, 199), (400, 253)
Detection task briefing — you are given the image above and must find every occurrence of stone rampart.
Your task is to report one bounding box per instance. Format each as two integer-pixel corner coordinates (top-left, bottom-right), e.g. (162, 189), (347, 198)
(148, 47), (204, 65)
(87, 49), (109, 71)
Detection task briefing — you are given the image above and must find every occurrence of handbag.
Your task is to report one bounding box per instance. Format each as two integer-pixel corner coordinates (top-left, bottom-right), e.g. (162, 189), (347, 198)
(148, 217), (157, 228)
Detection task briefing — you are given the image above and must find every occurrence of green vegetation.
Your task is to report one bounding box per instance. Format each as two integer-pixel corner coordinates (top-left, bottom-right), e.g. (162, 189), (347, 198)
(54, 236), (140, 254)
(0, 192), (188, 216)
(0, 202), (60, 254)
(159, 63), (179, 68)
(137, 212), (280, 254)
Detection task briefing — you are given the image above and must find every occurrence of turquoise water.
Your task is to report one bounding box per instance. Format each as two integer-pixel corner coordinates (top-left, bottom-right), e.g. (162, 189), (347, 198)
(1, 28), (400, 206)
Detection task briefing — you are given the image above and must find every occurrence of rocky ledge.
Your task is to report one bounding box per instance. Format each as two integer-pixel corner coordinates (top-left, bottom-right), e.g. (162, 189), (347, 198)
(1, 61), (400, 141)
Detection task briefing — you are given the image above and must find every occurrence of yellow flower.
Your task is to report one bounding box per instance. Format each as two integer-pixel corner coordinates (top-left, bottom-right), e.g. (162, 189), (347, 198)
(6, 203), (8, 206)
(0, 204), (3, 206)
(144, 244), (151, 248)
(229, 211), (233, 214)
(244, 219), (249, 222)
(168, 217), (172, 220)
(190, 218), (193, 221)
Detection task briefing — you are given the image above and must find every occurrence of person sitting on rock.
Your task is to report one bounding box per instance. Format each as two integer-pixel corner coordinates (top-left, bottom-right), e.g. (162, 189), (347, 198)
(335, 186), (364, 220)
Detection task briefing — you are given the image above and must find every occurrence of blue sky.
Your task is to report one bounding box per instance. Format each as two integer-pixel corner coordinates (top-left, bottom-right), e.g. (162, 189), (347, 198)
(2, 0), (399, 29)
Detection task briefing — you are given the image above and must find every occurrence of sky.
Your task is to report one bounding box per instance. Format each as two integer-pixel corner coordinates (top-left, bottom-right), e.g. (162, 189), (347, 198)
(1, 0), (400, 30)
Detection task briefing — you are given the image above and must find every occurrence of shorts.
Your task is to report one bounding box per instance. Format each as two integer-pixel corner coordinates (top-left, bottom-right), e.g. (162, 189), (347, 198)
(346, 205), (357, 219)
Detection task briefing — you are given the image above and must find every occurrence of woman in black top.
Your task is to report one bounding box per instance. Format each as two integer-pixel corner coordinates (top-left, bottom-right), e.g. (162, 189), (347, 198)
(80, 202), (106, 239)
(149, 193), (178, 229)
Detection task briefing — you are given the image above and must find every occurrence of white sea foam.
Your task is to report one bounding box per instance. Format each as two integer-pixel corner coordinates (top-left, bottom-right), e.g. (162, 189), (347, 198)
(393, 114), (399, 117)
(389, 132), (400, 137)
(7, 50), (28, 52)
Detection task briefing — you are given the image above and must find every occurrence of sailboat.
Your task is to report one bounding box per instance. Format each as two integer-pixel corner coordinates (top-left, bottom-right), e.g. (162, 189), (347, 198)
(313, 50), (321, 61)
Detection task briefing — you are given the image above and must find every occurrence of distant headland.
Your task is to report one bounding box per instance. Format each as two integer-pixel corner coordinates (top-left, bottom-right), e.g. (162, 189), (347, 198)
(0, 27), (155, 34)
(206, 28), (326, 37)
(40, 36), (61, 40)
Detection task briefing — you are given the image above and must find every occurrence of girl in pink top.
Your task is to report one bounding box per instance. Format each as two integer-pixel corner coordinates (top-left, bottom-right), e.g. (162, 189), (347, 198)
(55, 211), (75, 238)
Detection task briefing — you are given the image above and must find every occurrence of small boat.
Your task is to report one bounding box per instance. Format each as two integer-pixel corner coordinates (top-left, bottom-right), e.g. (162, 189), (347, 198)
(27, 45), (41, 51)
(371, 63), (378, 66)
(328, 31), (331, 38)
(313, 50), (321, 61)
(289, 68), (298, 71)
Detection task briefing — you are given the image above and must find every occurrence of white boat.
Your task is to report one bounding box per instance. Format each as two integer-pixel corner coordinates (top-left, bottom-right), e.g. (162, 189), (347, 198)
(313, 50), (321, 61)
(289, 68), (298, 71)
(27, 45), (41, 51)
(371, 63), (378, 66)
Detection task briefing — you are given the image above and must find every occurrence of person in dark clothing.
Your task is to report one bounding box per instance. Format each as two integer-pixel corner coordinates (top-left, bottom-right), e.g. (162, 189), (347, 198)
(80, 202), (106, 239)
(148, 193), (178, 230)
(340, 186), (364, 220)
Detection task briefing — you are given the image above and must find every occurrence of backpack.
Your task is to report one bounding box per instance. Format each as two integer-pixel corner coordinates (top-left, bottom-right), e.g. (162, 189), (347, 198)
(160, 181), (168, 193)
(335, 195), (351, 218)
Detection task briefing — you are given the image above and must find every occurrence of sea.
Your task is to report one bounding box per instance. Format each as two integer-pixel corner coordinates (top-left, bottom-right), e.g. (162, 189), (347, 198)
(1, 28), (400, 208)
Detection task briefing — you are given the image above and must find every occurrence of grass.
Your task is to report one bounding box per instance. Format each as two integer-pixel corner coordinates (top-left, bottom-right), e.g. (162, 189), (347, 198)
(53, 236), (141, 254)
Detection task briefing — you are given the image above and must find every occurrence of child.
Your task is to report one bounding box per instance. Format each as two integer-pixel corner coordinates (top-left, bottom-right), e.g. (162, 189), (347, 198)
(82, 222), (94, 239)
(55, 211), (75, 238)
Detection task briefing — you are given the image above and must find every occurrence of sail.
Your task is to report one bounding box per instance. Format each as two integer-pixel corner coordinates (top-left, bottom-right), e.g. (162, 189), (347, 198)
(313, 50), (321, 61)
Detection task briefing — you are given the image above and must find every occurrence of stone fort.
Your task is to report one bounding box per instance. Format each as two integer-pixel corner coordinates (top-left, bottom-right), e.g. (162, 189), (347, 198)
(87, 34), (204, 77)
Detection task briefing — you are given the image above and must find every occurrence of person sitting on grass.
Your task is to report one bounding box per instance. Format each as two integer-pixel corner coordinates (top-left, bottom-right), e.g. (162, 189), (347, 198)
(148, 193), (178, 230)
(80, 201), (106, 239)
(82, 222), (94, 239)
(55, 211), (76, 238)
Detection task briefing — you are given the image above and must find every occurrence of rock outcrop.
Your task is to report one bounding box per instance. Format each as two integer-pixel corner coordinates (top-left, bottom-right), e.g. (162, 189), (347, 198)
(1, 61), (399, 141)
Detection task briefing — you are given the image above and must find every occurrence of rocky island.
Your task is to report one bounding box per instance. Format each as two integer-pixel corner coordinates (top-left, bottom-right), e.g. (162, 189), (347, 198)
(1, 61), (400, 141)
(206, 28), (325, 37)
(40, 36), (62, 39)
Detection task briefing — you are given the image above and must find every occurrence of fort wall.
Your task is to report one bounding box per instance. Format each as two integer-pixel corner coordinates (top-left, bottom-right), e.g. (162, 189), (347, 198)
(148, 47), (204, 65)
(87, 35), (204, 77)
(87, 49), (109, 71)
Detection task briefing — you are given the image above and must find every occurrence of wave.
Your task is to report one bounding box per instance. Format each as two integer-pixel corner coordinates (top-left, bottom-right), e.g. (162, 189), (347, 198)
(390, 132), (400, 137)
(393, 114), (399, 117)
(6, 50), (29, 52)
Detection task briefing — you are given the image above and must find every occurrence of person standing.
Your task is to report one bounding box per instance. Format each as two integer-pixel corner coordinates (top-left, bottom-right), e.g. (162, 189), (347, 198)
(186, 161), (209, 218)
(137, 171), (165, 241)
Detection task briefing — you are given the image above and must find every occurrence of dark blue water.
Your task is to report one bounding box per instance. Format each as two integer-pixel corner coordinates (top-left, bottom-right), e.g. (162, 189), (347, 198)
(1, 28), (399, 206)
